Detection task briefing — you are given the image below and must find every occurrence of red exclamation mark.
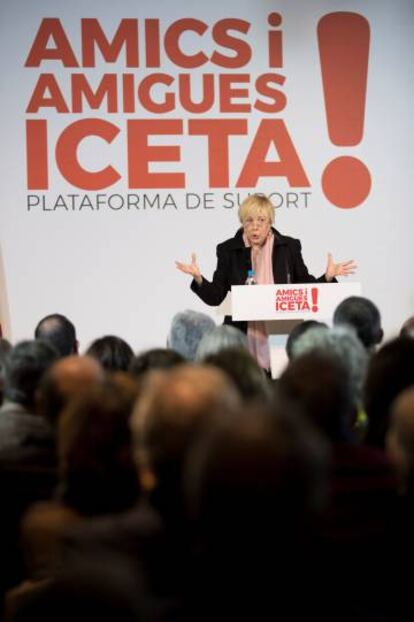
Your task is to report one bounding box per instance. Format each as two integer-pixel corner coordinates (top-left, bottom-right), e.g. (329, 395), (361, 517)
(317, 12), (371, 209)
(311, 288), (318, 312)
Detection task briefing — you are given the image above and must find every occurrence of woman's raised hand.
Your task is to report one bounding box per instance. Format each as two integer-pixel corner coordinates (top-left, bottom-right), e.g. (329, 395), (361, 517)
(325, 252), (357, 282)
(176, 253), (202, 285)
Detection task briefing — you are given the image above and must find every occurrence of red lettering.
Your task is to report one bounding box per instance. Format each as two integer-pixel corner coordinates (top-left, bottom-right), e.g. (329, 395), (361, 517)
(138, 74), (175, 113)
(25, 18), (253, 70)
(71, 74), (118, 113)
(56, 119), (121, 189)
(127, 119), (185, 188)
(237, 119), (310, 187)
(122, 74), (135, 113)
(145, 19), (161, 67)
(189, 119), (247, 187)
(82, 18), (138, 67)
(26, 74), (69, 113)
(219, 74), (251, 113)
(254, 74), (286, 113)
(179, 74), (215, 113)
(211, 19), (251, 68)
(26, 120), (48, 189)
(164, 19), (208, 68)
(25, 117), (310, 191)
(25, 18), (78, 67)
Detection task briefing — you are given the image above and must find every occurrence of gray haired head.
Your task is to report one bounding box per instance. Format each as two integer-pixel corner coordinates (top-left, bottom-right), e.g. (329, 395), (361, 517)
(196, 325), (248, 362)
(291, 325), (368, 407)
(168, 310), (216, 361)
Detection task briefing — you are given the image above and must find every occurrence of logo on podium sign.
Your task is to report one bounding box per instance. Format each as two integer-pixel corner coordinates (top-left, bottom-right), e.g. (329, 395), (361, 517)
(275, 287), (319, 313)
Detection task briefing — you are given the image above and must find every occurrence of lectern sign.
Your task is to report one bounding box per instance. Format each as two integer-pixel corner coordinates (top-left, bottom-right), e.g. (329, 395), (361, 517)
(231, 283), (361, 321)
(275, 286), (320, 313)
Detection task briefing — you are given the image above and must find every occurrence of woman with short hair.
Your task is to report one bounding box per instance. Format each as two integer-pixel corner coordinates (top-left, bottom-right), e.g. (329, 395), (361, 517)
(176, 193), (355, 370)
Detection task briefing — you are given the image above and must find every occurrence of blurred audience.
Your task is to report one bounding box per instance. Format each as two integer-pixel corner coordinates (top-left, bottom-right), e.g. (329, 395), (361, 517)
(285, 320), (328, 360)
(387, 387), (414, 494)
(168, 309), (215, 360)
(3, 303), (414, 622)
(184, 400), (329, 619)
(129, 348), (184, 380)
(400, 315), (414, 339)
(333, 295), (383, 352)
(0, 337), (12, 405)
(20, 374), (141, 586)
(364, 337), (414, 448)
(59, 365), (240, 620)
(0, 341), (59, 606)
(36, 355), (104, 428)
(195, 325), (248, 361)
(203, 346), (271, 403)
(278, 350), (395, 620)
(34, 314), (78, 357)
(290, 324), (368, 414)
(86, 335), (133, 373)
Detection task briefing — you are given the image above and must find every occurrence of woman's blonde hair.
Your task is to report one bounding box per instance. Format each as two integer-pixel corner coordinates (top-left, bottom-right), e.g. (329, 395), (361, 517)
(238, 194), (275, 225)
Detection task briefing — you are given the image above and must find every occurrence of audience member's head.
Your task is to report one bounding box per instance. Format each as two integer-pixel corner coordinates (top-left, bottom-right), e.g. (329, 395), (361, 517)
(204, 347), (271, 403)
(131, 365), (240, 516)
(86, 335), (133, 373)
(286, 320), (328, 360)
(291, 325), (368, 409)
(34, 314), (78, 357)
(386, 387), (414, 494)
(195, 325), (248, 361)
(58, 374), (140, 516)
(365, 337), (414, 448)
(37, 355), (104, 426)
(12, 556), (141, 622)
(400, 316), (414, 340)
(129, 348), (184, 380)
(278, 351), (355, 441)
(183, 399), (329, 618)
(168, 310), (216, 361)
(0, 337), (12, 356)
(333, 296), (383, 351)
(4, 340), (59, 410)
(185, 400), (328, 559)
(0, 337), (12, 405)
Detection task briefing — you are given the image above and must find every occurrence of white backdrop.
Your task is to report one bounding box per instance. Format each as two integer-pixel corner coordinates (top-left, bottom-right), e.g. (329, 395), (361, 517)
(0, 0), (413, 352)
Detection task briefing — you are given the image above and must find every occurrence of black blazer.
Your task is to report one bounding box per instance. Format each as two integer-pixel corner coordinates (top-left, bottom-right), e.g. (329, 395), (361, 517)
(191, 227), (332, 333)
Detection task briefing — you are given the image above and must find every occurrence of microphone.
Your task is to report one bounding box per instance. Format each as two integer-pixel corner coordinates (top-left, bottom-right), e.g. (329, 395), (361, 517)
(285, 251), (292, 284)
(242, 247), (252, 278)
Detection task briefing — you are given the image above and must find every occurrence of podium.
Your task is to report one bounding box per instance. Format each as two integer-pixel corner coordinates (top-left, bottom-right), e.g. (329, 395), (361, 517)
(231, 282), (361, 378)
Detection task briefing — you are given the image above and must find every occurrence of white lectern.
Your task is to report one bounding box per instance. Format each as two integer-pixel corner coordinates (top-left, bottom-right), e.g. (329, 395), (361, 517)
(231, 282), (361, 378)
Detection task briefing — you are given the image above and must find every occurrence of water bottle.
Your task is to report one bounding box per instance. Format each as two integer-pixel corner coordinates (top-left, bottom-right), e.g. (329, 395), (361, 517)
(245, 269), (257, 285)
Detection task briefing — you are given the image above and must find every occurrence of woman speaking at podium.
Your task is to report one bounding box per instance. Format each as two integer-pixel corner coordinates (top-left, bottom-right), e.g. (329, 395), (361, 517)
(176, 193), (355, 370)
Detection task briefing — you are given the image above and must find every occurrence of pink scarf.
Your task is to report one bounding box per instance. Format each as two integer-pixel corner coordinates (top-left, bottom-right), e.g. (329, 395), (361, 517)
(243, 231), (274, 370)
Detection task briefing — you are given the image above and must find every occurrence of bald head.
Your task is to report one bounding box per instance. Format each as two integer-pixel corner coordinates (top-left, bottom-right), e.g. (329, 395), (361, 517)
(35, 313), (78, 357)
(52, 355), (103, 393)
(131, 364), (240, 481)
(37, 355), (104, 425)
